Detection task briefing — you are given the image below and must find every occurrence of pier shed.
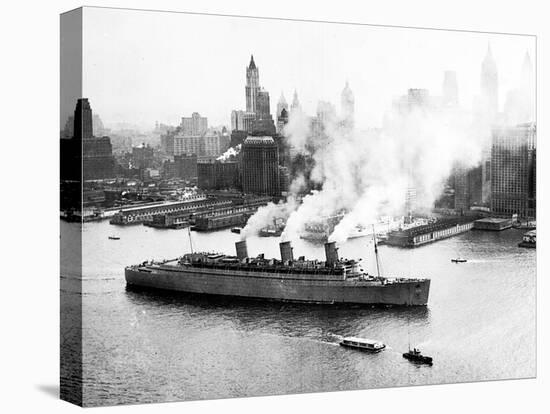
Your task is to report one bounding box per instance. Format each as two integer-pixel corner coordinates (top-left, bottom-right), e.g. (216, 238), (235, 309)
(473, 217), (512, 231)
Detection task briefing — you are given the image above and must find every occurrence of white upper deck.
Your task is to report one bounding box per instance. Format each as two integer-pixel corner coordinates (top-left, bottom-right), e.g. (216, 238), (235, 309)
(342, 337), (384, 346)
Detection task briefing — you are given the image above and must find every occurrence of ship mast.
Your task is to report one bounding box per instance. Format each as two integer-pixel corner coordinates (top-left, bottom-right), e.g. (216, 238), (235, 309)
(187, 226), (194, 254)
(408, 316), (411, 352)
(373, 225), (381, 277)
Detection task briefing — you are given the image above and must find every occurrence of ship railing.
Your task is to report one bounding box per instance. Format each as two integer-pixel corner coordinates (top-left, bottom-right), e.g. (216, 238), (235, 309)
(185, 260), (345, 276)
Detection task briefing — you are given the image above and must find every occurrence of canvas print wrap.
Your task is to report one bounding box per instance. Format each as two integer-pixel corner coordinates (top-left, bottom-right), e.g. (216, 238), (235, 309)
(60, 6), (536, 407)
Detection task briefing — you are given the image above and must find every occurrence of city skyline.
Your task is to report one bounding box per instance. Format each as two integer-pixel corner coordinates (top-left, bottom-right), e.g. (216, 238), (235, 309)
(68, 7), (535, 131)
(59, 8), (537, 408)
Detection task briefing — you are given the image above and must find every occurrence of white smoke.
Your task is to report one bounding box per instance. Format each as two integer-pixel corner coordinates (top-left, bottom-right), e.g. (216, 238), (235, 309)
(217, 144), (241, 161)
(279, 101), (490, 243)
(240, 197), (298, 239)
(238, 50), (534, 245)
(241, 87), (499, 245)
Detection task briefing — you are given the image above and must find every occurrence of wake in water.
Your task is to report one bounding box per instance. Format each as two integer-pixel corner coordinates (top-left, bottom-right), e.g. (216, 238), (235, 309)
(61, 275), (119, 281)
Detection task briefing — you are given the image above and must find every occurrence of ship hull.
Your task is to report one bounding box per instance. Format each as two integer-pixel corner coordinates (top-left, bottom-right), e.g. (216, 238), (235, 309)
(125, 266), (430, 306)
(403, 353), (433, 365)
(340, 343), (386, 352)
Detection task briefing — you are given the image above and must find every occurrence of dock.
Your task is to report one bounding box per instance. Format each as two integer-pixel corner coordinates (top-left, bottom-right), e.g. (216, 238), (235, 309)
(473, 217), (512, 231)
(386, 217), (477, 247)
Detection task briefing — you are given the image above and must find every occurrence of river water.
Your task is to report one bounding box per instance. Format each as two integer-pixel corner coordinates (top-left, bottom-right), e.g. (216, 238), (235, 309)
(60, 220), (536, 406)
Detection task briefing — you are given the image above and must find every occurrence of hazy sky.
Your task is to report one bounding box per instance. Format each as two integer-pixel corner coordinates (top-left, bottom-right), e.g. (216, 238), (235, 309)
(74, 7), (535, 130)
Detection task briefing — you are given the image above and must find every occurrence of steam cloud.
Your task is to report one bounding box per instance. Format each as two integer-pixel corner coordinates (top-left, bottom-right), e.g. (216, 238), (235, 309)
(217, 144), (241, 161)
(244, 59), (538, 244)
(244, 97), (492, 243)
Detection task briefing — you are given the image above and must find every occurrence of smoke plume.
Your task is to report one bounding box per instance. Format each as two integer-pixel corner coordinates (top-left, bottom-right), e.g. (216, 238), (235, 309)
(245, 92), (494, 244)
(217, 144), (241, 161)
(240, 197), (298, 239)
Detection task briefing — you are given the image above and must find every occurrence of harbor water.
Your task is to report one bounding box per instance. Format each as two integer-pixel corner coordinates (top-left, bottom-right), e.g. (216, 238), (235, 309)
(61, 220), (536, 406)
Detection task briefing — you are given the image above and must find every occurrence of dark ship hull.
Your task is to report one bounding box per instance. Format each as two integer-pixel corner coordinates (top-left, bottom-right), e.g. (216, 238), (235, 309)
(125, 241), (431, 306)
(403, 351), (433, 365)
(126, 266), (430, 306)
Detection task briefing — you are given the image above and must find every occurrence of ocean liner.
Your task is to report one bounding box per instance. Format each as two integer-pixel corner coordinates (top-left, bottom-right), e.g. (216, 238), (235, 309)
(125, 240), (430, 306)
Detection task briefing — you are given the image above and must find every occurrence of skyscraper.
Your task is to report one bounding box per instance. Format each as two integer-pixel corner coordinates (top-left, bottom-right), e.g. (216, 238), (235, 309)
(256, 89), (271, 119)
(245, 55), (260, 113)
(453, 164), (483, 213)
(277, 108), (289, 134)
(68, 98), (115, 180)
(232, 55), (275, 137)
(520, 51), (535, 123)
(491, 123), (536, 218)
(73, 98), (94, 140)
(481, 44), (499, 115)
(277, 92), (288, 118)
(341, 81), (355, 129)
(503, 50), (535, 125)
(241, 136), (280, 196)
(231, 110), (256, 133)
(180, 112), (208, 136)
(290, 90), (301, 113)
(442, 70), (458, 107)
(276, 93), (289, 134)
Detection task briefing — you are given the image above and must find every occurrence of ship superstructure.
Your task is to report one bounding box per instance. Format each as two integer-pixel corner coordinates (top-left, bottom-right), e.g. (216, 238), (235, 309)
(125, 240), (430, 306)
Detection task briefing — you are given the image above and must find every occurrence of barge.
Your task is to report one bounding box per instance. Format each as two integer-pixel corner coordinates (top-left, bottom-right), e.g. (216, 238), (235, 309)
(340, 337), (386, 352)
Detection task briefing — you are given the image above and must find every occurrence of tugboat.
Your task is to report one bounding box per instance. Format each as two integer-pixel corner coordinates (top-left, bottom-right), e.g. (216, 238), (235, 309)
(451, 258), (467, 263)
(403, 347), (433, 365)
(518, 230), (536, 248)
(340, 337), (386, 353)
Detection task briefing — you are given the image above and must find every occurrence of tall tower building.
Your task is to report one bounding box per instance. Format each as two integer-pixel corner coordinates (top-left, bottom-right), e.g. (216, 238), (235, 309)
(241, 136), (280, 196)
(70, 98), (115, 179)
(491, 123), (536, 218)
(481, 44), (499, 115)
(277, 92), (288, 119)
(276, 93), (289, 134)
(256, 90), (271, 119)
(277, 108), (289, 134)
(234, 55), (275, 137)
(442, 70), (458, 107)
(245, 55), (260, 113)
(520, 51), (535, 123)
(341, 81), (355, 129)
(73, 98), (94, 139)
(290, 90), (301, 113)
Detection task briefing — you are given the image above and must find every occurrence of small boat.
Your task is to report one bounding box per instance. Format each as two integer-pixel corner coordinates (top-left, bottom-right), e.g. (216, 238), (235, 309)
(339, 337), (386, 353)
(231, 227), (242, 234)
(518, 230), (536, 249)
(451, 258), (467, 263)
(108, 236), (120, 240)
(403, 347), (433, 365)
